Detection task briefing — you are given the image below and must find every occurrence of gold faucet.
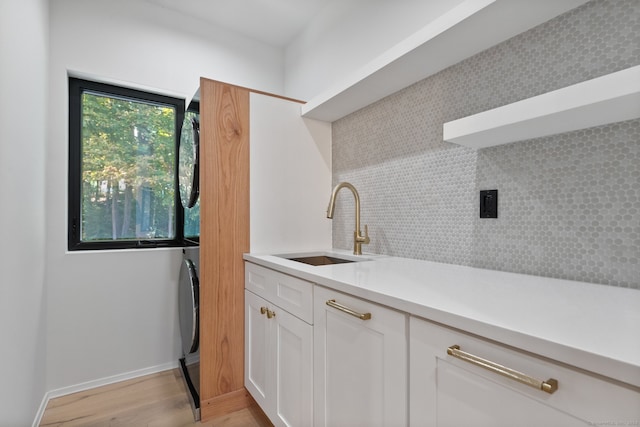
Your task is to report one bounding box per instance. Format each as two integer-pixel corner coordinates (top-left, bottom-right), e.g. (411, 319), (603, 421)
(326, 182), (370, 255)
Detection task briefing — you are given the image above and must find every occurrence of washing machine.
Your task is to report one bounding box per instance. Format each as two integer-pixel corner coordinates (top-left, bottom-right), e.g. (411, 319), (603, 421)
(178, 246), (200, 420)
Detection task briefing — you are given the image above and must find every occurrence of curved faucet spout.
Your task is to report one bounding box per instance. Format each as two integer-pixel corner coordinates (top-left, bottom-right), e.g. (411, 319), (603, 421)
(326, 182), (370, 255)
(327, 182), (359, 220)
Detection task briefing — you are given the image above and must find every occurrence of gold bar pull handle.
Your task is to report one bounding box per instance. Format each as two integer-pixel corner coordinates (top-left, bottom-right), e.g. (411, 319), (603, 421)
(326, 299), (371, 320)
(447, 345), (558, 394)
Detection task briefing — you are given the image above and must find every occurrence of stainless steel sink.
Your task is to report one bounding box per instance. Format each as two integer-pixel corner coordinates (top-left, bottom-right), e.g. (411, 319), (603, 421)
(277, 251), (372, 266)
(286, 255), (357, 266)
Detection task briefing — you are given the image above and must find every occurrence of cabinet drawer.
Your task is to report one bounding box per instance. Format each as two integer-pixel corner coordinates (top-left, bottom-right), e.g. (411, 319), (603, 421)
(245, 262), (313, 323)
(410, 316), (640, 427)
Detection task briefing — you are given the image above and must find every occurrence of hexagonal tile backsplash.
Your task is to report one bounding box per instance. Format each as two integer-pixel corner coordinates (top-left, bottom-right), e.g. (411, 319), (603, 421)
(331, 0), (640, 288)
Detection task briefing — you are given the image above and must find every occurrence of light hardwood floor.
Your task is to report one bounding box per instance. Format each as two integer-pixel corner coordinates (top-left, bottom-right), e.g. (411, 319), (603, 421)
(39, 369), (272, 427)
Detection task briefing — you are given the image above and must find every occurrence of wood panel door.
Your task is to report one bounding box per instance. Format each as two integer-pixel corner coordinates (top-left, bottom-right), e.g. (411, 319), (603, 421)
(199, 79), (251, 419)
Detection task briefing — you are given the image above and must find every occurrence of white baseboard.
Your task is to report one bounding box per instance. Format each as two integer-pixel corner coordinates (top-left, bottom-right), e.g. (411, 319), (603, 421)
(32, 361), (179, 427)
(33, 393), (50, 427)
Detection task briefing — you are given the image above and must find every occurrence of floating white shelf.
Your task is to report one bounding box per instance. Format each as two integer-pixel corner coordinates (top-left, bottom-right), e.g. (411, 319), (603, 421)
(300, 0), (588, 122)
(443, 65), (640, 149)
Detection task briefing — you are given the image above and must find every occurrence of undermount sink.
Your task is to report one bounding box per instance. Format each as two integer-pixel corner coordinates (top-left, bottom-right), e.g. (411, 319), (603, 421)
(287, 255), (356, 266)
(279, 253), (369, 266)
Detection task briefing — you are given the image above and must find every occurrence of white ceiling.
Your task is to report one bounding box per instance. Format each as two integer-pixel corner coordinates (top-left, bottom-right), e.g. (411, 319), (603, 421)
(145, 0), (357, 47)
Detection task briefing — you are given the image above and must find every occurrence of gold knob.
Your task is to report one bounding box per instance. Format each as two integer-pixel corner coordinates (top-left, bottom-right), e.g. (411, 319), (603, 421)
(266, 309), (275, 319)
(260, 307), (267, 315)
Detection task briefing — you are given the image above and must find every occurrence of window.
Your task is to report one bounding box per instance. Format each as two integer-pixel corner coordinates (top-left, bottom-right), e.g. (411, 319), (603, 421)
(68, 78), (197, 250)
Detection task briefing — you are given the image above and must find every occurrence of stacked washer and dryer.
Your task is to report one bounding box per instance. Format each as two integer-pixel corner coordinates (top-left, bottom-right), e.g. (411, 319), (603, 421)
(177, 100), (202, 420)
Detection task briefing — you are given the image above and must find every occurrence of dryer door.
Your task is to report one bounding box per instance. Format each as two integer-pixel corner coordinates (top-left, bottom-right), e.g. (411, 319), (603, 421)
(179, 258), (199, 355)
(178, 111), (200, 209)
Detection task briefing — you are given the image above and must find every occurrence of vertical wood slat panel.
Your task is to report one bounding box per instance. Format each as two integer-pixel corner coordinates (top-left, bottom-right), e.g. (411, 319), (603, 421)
(199, 78), (250, 420)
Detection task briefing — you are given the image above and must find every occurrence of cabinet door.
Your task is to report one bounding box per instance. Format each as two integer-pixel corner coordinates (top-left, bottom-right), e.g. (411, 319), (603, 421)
(410, 316), (640, 427)
(314, 286), (408, 427)
(245, 290), (273, 414)
(272, 304), (313, 427)
(245, 289), (313, 427)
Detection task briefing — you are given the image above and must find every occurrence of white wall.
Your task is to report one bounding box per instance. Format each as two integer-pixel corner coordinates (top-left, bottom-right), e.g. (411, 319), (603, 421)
(283, 0), (465, 101)
(46, 0), (284, 393)
(249, 93), (332, 254)
(0, 0), (48, 424)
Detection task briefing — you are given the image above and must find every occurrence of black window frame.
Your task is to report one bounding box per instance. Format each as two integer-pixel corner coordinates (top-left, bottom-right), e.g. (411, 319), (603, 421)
(68, 77), (192, 251)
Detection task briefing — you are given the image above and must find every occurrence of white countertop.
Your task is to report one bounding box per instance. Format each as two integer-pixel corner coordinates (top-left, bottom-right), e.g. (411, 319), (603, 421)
(243, 250), (640, 388)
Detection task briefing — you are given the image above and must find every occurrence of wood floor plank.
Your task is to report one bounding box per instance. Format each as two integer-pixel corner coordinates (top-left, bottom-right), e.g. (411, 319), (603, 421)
(39, 369), (272, 427)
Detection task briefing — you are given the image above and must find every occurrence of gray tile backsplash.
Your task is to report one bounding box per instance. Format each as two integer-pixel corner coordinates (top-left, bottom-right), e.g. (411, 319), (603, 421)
(331, 0), (640, 288)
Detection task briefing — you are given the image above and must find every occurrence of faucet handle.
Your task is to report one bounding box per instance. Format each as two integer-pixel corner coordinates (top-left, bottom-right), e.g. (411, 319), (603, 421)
(362, 225), (370, 244)
(353, 225), (370, 255)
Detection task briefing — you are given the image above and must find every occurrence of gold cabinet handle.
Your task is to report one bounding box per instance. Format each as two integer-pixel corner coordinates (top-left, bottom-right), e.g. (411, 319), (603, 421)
(447, 345), (558, 394)
(326, 299), (371, 320)
(260, 306), (275, 319)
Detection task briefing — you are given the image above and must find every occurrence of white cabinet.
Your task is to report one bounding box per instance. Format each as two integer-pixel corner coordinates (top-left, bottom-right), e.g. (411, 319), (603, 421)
(245, 289), (271, 410)
(245, 259), (639, 427)
(244, 263), (313, 427)
(410, 316), (640, 427)
(314, 285), (408, 427)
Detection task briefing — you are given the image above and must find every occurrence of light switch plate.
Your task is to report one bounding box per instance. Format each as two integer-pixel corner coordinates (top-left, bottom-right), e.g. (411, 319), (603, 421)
(480, 190), (498, 218)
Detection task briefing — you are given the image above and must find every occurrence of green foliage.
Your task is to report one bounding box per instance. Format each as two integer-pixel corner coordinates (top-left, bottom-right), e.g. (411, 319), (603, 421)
(184, 199), (200, 238)
(80, 92), (176, 241)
